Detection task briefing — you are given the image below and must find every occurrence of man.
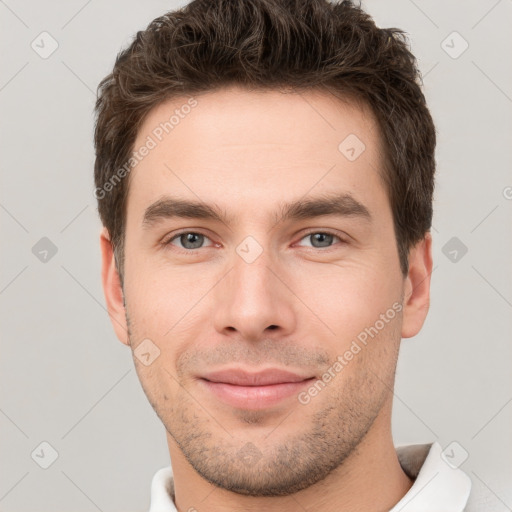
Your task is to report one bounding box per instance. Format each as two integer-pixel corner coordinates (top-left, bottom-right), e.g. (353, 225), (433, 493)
(93, 0), (487, 510)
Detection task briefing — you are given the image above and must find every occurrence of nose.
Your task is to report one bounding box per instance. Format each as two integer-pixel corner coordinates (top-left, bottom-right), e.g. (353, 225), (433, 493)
(213, 249), (297, 343)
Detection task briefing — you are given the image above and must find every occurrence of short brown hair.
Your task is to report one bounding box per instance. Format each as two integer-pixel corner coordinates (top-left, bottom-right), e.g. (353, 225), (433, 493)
(94, 0), (436, 284)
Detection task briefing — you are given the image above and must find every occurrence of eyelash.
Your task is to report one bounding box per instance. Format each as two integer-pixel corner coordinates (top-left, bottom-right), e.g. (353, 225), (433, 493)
(162, 229), (348, 254)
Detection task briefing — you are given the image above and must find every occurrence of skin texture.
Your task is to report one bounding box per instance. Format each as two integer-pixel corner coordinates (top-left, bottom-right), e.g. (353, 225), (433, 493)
(100, 86), (432, 511)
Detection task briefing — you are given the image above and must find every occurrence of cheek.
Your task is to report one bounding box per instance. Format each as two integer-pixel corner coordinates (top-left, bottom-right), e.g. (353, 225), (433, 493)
(126, 294), (190, 409)
(291, 261), (402, 341)
(124, 269), (207, 386)
(125, 262), (201, 334)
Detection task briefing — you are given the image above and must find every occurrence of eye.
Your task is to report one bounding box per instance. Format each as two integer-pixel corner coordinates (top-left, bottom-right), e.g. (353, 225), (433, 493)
(296, 231), (346, 249)
(164, 231), (214, 251)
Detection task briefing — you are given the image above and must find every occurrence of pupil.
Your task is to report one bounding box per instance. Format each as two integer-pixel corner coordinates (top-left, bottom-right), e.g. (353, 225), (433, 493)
(183, 233), (202, 249)
(313, 233), (332, 247)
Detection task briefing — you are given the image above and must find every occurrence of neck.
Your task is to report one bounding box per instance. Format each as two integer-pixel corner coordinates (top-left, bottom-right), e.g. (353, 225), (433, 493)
(167, 401), (413, 512)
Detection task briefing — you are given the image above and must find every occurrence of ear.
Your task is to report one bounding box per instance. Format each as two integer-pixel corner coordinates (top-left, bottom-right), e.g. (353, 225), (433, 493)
(100, 227), (130, 346)
(401, 232), (433, 339)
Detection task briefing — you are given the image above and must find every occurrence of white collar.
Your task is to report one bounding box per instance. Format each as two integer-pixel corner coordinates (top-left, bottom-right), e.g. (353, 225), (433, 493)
(390, 442), (471, 511)
(149, 442), (471, 511)
(148, 464), (175, 512)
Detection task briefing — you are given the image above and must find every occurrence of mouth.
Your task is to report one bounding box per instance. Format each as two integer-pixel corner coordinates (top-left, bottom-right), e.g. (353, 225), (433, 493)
(198, 368), (316, 410)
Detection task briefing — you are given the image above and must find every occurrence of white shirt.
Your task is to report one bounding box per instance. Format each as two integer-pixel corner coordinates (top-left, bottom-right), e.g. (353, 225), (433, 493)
(148, 442), (479, 512)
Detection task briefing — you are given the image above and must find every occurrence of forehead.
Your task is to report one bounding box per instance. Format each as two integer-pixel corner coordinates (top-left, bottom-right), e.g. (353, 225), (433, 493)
(126, 86), (388, 226)
(135, 86), (379, 151)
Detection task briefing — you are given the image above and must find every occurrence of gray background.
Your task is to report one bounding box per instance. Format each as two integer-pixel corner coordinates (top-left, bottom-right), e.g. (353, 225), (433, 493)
(1, 0), (511, 510)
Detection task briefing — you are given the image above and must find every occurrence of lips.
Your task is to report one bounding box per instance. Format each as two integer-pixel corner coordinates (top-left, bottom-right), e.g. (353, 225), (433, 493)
(198, 368), (315, 410)
(201, 368), (312, 386)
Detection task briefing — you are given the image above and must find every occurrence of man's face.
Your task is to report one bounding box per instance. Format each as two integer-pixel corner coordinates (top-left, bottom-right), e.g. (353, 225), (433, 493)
(112, 87), (411, 495)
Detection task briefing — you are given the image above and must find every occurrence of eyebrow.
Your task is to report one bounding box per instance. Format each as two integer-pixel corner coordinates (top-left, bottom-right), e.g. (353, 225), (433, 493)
(141, 192), (372, 230)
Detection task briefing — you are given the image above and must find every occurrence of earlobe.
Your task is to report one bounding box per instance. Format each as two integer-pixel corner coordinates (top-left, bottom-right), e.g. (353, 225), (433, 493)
(99, 227), (130, 345)
(401, 232), (433, 339)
